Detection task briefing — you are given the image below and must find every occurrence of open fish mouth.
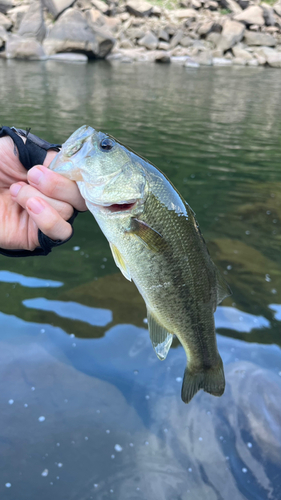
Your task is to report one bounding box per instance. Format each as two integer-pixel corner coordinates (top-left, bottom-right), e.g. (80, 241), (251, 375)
(90, 199), (139, 214)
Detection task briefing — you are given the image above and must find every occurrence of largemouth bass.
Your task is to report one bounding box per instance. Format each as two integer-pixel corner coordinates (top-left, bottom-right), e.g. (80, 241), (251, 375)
(50, 125), (231, 403)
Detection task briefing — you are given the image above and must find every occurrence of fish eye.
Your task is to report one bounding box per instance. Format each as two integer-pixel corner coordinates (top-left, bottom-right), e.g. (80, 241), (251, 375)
(100, 138), (114, 151)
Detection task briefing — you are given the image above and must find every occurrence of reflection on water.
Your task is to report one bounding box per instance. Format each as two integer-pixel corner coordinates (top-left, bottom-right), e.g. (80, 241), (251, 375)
(0, 60), (281, 499)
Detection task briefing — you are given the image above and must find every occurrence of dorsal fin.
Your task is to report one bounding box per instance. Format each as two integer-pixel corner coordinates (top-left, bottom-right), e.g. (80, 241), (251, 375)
(147, 310), (173, 360)
(109, 242), (131, 282)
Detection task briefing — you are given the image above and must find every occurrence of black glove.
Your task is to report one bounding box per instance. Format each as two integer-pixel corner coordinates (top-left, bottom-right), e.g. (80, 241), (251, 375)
(0, 126), (78, 257)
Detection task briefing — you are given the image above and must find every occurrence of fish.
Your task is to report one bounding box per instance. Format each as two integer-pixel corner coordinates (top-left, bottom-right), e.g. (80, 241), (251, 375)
(49, 125), (231, 403)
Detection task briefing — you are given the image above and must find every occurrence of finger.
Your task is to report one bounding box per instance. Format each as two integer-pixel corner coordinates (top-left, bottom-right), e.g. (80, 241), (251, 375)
(26, 197), (73, 242)
(27, 165), (87, 212)
(10, 182), (74, 221)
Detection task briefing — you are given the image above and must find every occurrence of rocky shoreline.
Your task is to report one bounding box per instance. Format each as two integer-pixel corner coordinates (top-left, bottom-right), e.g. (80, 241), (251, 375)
(0, 0), (281, 67)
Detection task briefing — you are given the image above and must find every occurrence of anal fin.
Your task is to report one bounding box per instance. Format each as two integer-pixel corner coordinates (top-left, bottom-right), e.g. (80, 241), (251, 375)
(109, 242), (131, 282)
(147, 310), (173, 360)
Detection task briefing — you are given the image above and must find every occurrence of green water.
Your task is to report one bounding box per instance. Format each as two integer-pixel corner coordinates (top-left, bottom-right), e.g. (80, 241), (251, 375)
(0, 60), (280, 500)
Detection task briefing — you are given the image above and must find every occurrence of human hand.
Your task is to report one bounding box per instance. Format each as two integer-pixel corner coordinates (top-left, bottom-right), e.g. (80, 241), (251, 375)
(0, 135), (87, 252)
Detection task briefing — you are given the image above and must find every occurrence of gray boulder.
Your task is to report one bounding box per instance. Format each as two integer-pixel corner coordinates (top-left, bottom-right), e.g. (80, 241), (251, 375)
(43, 8), (115, 58)
(169, 29), (183, 48)
(232, 45), (253, 60)
(195, 50), (213, 65)
(155, 51), (170, 63)
(0, 11), (11, 30)
(255, 45), (281, 67)
(42, 0), (75, 19)
(0, 24), (8, 48)
(126, 0), (153, 17)
(18, 1), (46, 43)
(0, 0), (13, 15)
(5, 34), (46, 59)
(6, 5), (29, 31)
(244, 30), (276, 46)
(138, 30), (158, 50)
(219, 0), (242, 14)
(91, 0), (109, 14)
(217, 19), (245, 51)
(158, 28), (169, 42)
(234, 6), (265, 26)
(261, 3), (277, 26)
(273, 1), (281, 17)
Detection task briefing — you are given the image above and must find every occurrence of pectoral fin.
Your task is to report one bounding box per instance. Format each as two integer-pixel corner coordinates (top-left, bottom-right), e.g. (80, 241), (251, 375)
(215, 269), (232, 305)
(147, 310), (173, 360)
(128, 218), (165, 252)
(109, 242), (131, 282)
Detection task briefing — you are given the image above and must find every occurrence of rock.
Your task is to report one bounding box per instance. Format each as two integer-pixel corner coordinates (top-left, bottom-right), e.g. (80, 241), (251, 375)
(5, 34), (46, 59)
(219, 0), (242, 14)
(206, 31), (221, 46)
(158, 28), (169, 42)
(194, 49), (213, 65)
(212, 48), (223, 57)
(151, 5), (162, 16)
(254, 45), (281, 67)
(171, 55), (188, 63)
(85, 8), (106, 27)
(6, 5), (29, 31)
(48, 52), (88, 62)
(138, 30), (158, 50)
(273, 1), (281, 17)
(261, 3), (277, 26)
(244, 30), (276, 46)
(158, 41), (170, 50)
(232, 56), (247, 65)
(213, 56), (232, 65)
(197, 20), (214, 36)
(217, 19), (245, 51)
(184, 59), (200, 67)
(172, 8), (198, 20)
(126, 27), (146, 40)
(102, 17), (120, 32)
(0, 24), (7, 47)
(191, 0), (201, 9)
(42, 0), (75, 19)
(119, 38), (135, 48)
(232, 45), (253, 60)
(155, 50), (170, 62)
(0, 0), (13, 15)
(91, 0), (109, 14)
(181, 36), (193, 47)
(18, 1), (46, 43)
(247, 58), (258, 66)
(206, 1), (218, 10)
(253, 52), (266, 64)
(0, 11), (11, 30)
(126, 0), (153, 17)
(234, 6), (265, 26)
(169, 29), (183, 48)
(43, 8), (115, 58)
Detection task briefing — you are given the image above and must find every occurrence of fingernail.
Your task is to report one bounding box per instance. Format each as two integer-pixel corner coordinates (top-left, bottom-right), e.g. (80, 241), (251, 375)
(28, 167), (43, 185)
(10, 184), (22, 197)
(27, 198), (45, 214)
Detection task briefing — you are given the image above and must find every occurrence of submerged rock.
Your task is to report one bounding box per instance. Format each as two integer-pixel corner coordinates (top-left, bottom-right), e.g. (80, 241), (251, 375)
(48, 52), (88, 62)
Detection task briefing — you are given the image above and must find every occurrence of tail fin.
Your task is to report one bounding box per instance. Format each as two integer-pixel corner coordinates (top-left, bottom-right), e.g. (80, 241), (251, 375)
(181, 356), (225, 404)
